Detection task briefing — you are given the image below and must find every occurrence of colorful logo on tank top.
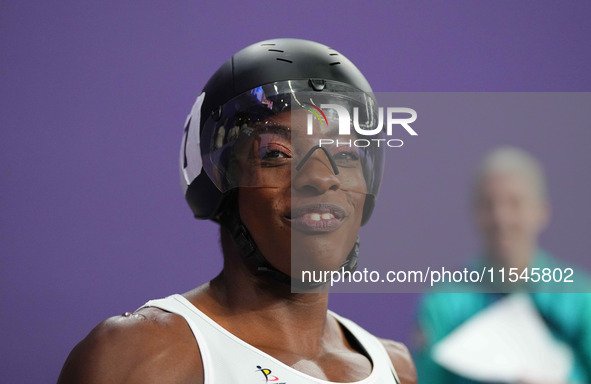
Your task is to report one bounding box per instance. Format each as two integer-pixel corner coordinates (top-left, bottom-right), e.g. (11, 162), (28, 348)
(255, 365), (286, 383)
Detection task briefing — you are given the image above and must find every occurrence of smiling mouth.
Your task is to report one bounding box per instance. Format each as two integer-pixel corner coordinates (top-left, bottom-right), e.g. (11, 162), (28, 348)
(287, 203), (346, 232)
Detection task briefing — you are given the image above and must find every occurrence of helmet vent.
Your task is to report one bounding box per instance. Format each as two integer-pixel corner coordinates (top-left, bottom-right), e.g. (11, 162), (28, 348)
(329, 62), (341, 66)
(260, 43), (275, 46)
(276, 58), (293, 63)
(329, 53), (339, 56)
(268, 49), (284, 53)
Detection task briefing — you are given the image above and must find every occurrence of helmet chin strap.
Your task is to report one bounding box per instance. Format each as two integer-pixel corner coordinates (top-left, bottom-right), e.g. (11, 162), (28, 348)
(217, 194), (359, 290)
(217, 146), (359, 289)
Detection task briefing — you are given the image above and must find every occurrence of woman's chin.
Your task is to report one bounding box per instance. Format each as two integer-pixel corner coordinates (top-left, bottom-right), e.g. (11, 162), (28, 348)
(290, 249), (351, 275)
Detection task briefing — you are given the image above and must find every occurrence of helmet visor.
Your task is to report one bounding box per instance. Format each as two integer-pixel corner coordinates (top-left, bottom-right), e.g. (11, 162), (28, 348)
(200, 80), (384, 197)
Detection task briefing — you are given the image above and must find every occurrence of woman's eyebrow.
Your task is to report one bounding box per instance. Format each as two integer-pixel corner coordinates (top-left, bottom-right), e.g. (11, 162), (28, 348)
(255, 123), (292, 137)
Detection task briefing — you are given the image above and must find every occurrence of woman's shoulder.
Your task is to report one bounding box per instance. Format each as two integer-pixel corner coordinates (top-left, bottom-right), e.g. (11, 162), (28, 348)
(329, 311), (417, 384)
(57, 306), (203, 384)
(378, 338), (417, 384)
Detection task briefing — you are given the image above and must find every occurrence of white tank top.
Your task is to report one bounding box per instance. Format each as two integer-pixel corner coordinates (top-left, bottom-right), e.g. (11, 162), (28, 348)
(140, 294), (401, 384)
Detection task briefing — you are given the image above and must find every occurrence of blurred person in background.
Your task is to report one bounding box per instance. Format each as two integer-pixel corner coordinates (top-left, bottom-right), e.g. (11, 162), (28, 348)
(413, 146), (591, 383)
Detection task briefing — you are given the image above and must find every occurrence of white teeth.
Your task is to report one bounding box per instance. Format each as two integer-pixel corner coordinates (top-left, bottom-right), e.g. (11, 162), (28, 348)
(306, 212), (335, 221)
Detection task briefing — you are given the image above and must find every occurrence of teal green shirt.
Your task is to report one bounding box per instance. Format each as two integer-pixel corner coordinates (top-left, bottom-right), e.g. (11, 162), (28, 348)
(414, 251), (591, 383)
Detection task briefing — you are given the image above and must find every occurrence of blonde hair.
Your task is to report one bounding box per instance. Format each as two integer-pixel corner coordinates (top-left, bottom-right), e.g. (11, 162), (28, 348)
(474, 146), (548, 200)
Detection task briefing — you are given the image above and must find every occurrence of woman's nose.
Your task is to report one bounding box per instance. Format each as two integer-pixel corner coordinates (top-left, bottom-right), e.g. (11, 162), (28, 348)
(292, 148), (341, 194)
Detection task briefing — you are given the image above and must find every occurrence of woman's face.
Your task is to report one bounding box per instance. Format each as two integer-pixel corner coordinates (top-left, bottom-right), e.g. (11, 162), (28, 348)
(237, 109), (367, 278)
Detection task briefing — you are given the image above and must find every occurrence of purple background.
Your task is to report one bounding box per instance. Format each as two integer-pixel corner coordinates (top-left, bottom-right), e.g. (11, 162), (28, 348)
(1, 1), (590, 382)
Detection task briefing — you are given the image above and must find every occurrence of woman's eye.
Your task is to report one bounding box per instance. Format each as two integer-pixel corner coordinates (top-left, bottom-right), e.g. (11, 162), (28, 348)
(332, 150), (360, 162)
(261, 149), (290, 159)
(258, 143), (292, 164)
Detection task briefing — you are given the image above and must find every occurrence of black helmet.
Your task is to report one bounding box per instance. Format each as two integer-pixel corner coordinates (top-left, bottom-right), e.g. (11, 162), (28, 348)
(179, 38), (385, 285)
(180, 38), (384, 223)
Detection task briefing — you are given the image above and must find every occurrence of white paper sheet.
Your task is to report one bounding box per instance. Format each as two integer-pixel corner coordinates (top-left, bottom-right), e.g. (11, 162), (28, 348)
(432, 293), (573, 383)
